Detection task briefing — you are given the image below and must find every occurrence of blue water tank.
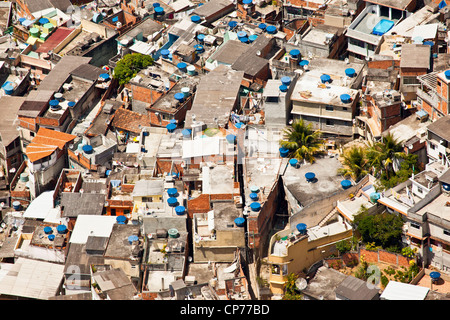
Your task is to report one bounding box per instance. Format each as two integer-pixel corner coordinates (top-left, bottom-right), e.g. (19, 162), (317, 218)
(234, 217), (245, 227)
(161, 49), (170, 59)
(243, 0), (253, 4)
(237, 31), (247, 38)
(345, 68), (356, 78)
(82, 144), (93, 154)
(166, 123), (177, 133)
(12, 201), (21, 210)
(56, 225), (67, 234)
(191, 15), (201, 23)
(197, 33), (205, 42)
(266, 25), (277, 34)
(281, 76), (291, 86)
(228, 21), (238, 29)
(296, 223), (307, 235)
(341, 179), (352, 189)
(49, 99), (59, 107)
(239, 37), (248, 43)
(44, 226), (53, 234)
(226, 134), (236, 144)
(443, 183), (450, 191)
(116, 215), (127, 224)
(154, 6), (164, 15)
(194, 44), (204, 53)
(167, 188), (178, 197)
(279, 84), (288, 92)
(299, 60), (309, 66)
(167, 197), (178, 207)
(248, 34), (258, 42)
(68, 101), (76, 107)
(177, 62), (187, 71)
(128, 235), (139, 244)
(39, 18), (49, 25)
(340, 93), (352, 104)
(174, 92), (184, 101)
(320, 74), (331, 83)
(290, 49), (300, 58)
(249, 192), (258, 201)
(182, 128), (192, 137)
(3, 83), (13, 95)
(445, 70), (450, 80)
(279, 147), (289, 158)
(235, 122), (244, 129)
(289, 158), (298, 167)
(305, 172), (315, 181)
(48, 234), (55, 241)
(152, 2), (160, 7)
(250, 202), (261, 211)
(175, 205), (186, 215)
(258, 23), (267, 31)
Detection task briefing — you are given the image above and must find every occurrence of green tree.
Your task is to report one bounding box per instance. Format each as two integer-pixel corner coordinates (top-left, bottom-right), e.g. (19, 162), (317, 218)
(367, 133), (405, 180)
(338, 146), (369, 182)
(283, 273), (303, 300)
(353, 210), (404, 250)
(113, 53), (154, 85)
(336, 239), (352, 254)
(280, 119), (324, 163)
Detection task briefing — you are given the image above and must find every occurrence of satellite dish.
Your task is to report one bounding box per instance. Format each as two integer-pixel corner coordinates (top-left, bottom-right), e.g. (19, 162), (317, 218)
(295, 278), (307, 291)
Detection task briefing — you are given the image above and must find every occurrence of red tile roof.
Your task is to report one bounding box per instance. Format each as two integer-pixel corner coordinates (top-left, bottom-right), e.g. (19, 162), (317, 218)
(26, 127), (76, 163)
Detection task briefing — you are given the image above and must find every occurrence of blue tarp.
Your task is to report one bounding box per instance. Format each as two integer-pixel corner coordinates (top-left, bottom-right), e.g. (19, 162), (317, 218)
(372, 19), (395, 36)
(439, 0), (447, 9)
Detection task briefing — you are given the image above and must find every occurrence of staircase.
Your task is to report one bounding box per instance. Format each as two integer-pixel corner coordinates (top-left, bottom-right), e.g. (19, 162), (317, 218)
(318, 207), (338, 228)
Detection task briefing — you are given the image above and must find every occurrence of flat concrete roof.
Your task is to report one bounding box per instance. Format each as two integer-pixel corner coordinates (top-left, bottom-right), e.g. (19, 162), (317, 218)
(282, 156), (344, 208)
(185, 65), (244, 129)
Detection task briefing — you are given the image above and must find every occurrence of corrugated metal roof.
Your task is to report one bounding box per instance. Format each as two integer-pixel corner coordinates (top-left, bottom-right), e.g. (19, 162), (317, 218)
(380, 281), (429, 300)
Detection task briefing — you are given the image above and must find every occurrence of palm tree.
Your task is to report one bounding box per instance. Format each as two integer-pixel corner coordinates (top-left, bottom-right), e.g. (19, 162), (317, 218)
(338, 146), (369, 182)
(367, 133), (405, 179)
(280, 119), (323, 163)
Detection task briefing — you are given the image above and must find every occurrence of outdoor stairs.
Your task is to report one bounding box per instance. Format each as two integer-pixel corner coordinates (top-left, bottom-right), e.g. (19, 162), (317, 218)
(318, 207), (338, 228)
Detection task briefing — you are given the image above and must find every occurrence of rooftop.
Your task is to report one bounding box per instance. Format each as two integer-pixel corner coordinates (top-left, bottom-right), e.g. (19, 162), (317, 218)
(0, 96), (26, 145)
(400, 44), (431, 69)
(60, 192), (106, 217)
(0, 258), (64, 300)
(104, 223), (140, 260)
(427, 114), (450, 141)
(184, 65), (244, 129)
(282, 156), (344, 209)
(25, 127), (76, 163)
(37, 55), (92, 93)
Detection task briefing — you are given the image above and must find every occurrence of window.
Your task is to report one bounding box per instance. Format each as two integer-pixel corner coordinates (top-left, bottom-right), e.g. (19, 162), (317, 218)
(403, 77), (420, 85)
(343, 107), (348, 111)
(142, 197), (153, 202)
(417, 187), (423, 194)
(444, 229), (450, 236)
(110, 209), (116, 216)
(326, 119), (334, 126)
(325, 105), (334, 112)
(410, 222), (420, 229)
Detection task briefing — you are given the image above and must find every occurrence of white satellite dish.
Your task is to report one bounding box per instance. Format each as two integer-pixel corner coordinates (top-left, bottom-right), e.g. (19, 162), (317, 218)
(295, 278), (307, 291)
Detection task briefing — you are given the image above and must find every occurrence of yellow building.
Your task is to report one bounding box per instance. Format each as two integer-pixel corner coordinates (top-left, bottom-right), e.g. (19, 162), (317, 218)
(267, 214), (353, 295)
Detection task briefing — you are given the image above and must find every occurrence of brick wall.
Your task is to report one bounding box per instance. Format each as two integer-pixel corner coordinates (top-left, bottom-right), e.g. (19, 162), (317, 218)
(325, 247), (413, 269)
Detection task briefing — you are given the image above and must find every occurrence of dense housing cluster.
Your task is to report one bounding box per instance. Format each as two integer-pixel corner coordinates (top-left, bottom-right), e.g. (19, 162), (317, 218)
(0, 0), (450, 301)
